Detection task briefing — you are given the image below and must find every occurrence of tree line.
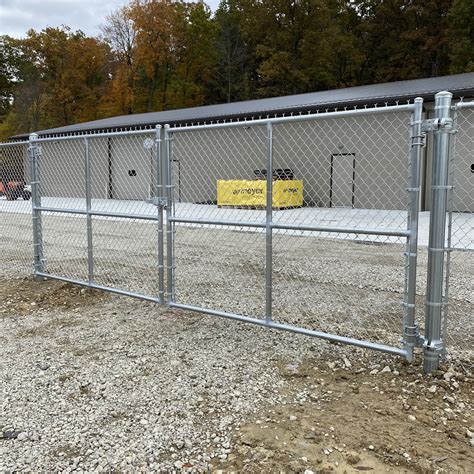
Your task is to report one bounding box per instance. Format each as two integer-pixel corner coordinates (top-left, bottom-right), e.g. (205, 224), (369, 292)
(0, 0), (472, 140)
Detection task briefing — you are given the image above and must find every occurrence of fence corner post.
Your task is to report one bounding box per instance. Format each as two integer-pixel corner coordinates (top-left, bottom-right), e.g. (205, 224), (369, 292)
(28, 132), (44, 276)
(424, 91), (453, 373)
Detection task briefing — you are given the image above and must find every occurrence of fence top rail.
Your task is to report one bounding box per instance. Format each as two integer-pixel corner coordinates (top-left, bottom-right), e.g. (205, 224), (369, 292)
(29, 127), (157, 144)
(0, 141), (28, 148)
(166, 103), (417, 134)
(454, 100), (474, 110)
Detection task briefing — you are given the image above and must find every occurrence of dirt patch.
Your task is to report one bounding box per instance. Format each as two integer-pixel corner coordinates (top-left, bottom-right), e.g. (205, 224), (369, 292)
(216, 357), (474, 473)
(0, 277), (108, 316)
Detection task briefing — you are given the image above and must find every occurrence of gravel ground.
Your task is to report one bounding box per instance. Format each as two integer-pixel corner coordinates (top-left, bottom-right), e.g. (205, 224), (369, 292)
(0, 211), (473, 471)
(0, 278), (473, 472)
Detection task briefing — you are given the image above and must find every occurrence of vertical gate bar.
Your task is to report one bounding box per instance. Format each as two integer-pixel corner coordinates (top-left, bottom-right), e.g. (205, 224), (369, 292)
(442, 108), (457, 360)
(84, 137), (94, 285)
(265, 122), (273, 322)
(29, 133), (44, 275)
(155, 125), (164, 303)
(164, 124), (174, 304)
(403, 97), (424, 361)
(424, 91), (453, 373)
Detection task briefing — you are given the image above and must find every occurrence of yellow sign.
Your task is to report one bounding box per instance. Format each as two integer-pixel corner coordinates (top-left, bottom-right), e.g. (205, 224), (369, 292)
(217, 179), (303, 207)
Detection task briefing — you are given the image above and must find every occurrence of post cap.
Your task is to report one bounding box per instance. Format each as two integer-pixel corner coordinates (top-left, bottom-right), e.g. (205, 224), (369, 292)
(434, 91), (453, 99)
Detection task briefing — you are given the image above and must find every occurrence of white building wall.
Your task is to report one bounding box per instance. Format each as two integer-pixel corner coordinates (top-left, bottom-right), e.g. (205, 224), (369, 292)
(28, 104), (473, 213)
(172, 111), (412, 210)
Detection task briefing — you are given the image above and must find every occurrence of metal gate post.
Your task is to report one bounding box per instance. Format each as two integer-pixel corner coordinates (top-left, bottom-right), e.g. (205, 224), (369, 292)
(84, 137), (94, 285)
(424, 91), (453, 373)
(403, 97), (424, 361)
(265, 122), (273, 322)
(164, 124), (175, 304)
(29, 133), (44, 275)
(155, 125), (165, 304)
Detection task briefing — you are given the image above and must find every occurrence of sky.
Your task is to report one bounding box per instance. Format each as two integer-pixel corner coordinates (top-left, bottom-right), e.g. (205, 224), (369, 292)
(0, 0), (220, 38)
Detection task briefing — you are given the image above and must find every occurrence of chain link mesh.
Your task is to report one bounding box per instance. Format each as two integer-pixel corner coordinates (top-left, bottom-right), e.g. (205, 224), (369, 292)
(32, 132), (161, 299)
(272, 113), (410, 238)
(444, 106), (474, 361)
(0, 142), (32, 277)
(170, 109), (413, 348)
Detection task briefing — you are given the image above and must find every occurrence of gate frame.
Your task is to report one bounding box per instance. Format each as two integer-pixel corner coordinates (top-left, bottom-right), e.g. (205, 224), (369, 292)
(164, 102), (423, 360)
(28, 128), (165, 304)
(438, 98), (474, 367)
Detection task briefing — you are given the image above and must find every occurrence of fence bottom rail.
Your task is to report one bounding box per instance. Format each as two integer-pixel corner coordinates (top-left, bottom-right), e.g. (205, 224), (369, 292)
(169, 302), (409, 358)
(35, 272), (162, 304)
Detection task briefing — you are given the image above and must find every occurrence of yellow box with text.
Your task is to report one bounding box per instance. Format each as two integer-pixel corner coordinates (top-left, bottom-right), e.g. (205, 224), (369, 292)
(217, 179), (303, 207)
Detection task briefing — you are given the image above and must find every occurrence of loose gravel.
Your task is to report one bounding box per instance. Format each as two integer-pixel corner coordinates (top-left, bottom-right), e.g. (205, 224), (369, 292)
(0, 278), (335, 471)
(1, 210), (473, 471)
(1, 279), (473, 472)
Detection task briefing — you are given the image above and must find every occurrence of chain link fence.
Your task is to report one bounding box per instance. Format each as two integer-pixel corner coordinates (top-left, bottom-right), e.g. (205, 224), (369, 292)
(30, 130), (163, 301)
(167, 105), (418, 357)
(0, 141), (32, 277)
(0, 93), (472, 369)
(444, 103), (474, 362)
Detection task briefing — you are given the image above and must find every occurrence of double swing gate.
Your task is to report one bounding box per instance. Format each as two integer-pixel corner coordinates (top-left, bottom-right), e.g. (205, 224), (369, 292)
(12, 91), (471, 371)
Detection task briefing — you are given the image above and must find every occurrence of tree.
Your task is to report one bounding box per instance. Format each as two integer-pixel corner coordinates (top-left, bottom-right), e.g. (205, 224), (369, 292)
(101, 5), (137, 114)
(173, 2), (218, 107)
(448, 0), (474, 73)
(0, 36), (22, 119)
(213, 0), (250, 102)
(353, 0), (453, 84)
(1, 0), (472, 141)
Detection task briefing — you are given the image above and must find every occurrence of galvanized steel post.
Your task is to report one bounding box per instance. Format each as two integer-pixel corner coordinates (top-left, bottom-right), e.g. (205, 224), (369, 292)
(403, 97), (424, 361)
(84, 137), (94, 285)
(424, 91), (453, 373)
(28, 133), (44, 275)
(265, 122), (273, 322)
(156, 125), (165, 304)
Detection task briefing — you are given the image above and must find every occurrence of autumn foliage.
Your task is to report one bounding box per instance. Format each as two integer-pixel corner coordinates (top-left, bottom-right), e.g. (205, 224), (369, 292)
(1, 0), (473, 140)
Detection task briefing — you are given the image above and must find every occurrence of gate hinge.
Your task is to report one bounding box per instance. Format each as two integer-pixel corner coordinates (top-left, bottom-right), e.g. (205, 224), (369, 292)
(421, 337), (444, 352)
(411, 133), (426, 147)
(421, 118), (455, 133)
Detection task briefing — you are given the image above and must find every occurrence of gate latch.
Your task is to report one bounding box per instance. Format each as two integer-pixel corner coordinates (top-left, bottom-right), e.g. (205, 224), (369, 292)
(147, 197), (168, 207)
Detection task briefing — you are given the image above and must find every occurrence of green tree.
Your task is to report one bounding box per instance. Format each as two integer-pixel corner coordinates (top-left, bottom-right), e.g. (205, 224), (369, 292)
(213, 0), (252, 103)
(448, 0), (474, 73)
(354, 0), (453, 84)
(0, 36), (22, 119)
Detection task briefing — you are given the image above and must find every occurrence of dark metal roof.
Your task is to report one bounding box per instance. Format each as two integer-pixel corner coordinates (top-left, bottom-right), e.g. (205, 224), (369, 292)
(15, 72), (474, 138)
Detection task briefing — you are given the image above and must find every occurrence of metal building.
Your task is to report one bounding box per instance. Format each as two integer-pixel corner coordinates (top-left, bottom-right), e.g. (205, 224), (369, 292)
(12, 72), (474, 212)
